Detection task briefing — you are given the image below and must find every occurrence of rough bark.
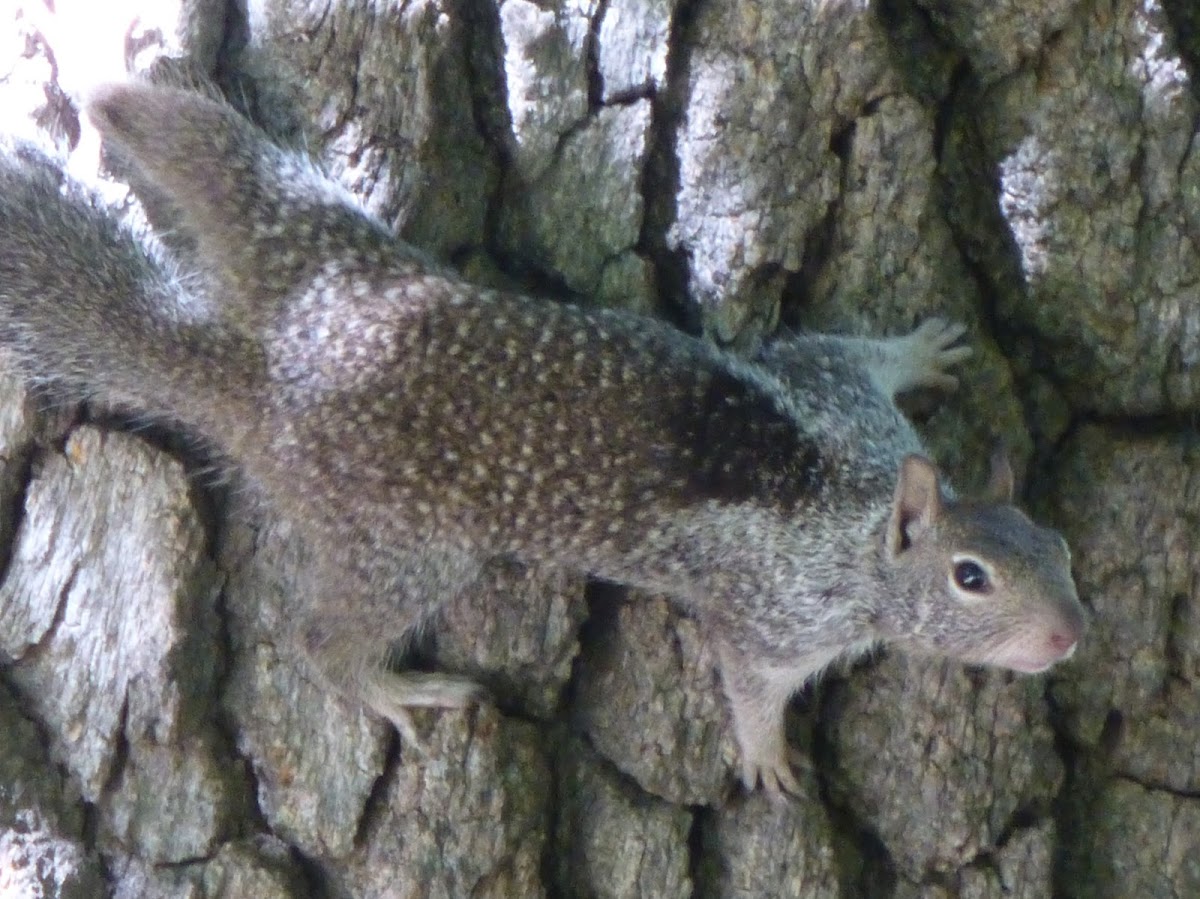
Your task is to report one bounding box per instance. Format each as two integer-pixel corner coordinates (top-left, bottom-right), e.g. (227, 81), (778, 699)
(0, 0), (1197, 896)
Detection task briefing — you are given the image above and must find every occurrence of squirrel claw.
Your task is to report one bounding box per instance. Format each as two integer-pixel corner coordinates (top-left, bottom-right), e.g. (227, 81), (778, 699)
(740, 749), (809, 801)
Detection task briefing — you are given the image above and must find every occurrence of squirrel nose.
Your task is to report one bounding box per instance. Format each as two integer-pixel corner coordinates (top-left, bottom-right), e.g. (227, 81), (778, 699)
(1049, 598), (1087, 658)
(1048, 631), (1077, 657)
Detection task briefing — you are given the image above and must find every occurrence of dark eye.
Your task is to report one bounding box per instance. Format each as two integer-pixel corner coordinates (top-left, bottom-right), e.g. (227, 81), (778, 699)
(953, 560), (990, 592)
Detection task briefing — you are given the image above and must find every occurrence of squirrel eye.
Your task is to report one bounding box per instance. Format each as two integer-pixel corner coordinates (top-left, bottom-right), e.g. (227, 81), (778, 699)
(953, 560), (990, 592)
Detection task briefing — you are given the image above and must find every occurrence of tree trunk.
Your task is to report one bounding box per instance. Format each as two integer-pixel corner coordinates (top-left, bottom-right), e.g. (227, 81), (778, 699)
(1, 0), (1197, 896)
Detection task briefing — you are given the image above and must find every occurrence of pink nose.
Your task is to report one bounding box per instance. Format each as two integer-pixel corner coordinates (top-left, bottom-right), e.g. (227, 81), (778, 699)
(1049, 632), (1076, 654)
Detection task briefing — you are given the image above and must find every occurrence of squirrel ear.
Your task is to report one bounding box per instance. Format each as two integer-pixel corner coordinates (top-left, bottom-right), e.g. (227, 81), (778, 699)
(886, 454), (942, 556)
(987, 444), (1015, 503)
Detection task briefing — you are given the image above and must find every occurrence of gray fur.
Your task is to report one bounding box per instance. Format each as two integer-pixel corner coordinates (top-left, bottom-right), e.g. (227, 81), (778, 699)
(0, 85), (1085, 796)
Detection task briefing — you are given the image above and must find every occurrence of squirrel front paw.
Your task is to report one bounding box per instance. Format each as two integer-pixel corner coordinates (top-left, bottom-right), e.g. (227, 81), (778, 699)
(897, 318), (972, 393)
(738, 741), (811, 800)
(727, 696), (812, 800)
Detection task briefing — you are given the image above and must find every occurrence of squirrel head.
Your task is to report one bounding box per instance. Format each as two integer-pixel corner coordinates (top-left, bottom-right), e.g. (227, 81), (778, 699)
(878, 452), (1085, 673)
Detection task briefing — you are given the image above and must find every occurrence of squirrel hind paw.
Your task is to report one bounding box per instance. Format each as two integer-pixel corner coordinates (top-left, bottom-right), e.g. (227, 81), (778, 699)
(365, 669), (488, 711)
(362, 670), (488, 752)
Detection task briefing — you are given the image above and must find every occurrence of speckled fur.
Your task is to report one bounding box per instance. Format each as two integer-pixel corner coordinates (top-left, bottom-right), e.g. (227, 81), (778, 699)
(0, 85), (1086, 797)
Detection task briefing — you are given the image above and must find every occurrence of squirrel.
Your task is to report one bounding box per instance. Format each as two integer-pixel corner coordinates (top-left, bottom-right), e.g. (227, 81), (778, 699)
(0, 83), (1085, 797)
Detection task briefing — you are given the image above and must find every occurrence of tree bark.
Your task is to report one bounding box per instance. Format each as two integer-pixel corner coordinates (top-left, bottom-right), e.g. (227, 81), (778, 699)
(0, 0), (1197, 896)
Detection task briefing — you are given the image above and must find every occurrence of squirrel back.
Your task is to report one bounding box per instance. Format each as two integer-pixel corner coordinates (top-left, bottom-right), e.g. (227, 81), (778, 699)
(82, 85), (875, 584)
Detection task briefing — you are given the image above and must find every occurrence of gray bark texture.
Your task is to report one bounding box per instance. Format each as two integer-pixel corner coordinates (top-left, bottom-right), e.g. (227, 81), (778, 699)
(0, 0), (1197, 896)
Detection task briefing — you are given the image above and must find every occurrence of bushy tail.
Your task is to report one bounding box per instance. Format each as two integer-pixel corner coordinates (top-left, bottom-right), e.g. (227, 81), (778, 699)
(86, 83), (410, 335)
(0, 145), (263, 436)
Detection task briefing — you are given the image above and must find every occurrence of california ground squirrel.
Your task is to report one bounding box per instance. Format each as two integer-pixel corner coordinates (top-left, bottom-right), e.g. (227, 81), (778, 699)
(0, 84), (1085, 797)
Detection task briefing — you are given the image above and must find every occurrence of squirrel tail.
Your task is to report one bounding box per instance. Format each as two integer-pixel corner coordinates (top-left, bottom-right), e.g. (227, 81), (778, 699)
(86, 83), (403, 333)
(0, 145), (263, 435)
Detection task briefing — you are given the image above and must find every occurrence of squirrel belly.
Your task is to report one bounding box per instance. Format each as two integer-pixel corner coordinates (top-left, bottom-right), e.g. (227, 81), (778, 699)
(0, 84), (1086, 798)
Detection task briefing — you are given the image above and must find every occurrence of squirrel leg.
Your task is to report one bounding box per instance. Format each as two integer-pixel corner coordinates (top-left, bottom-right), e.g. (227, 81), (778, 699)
(299, 612), (486, 749)
(297, 560), (486, 747)
(716, 641), (807, 799)
(755, 319), (970, 404)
